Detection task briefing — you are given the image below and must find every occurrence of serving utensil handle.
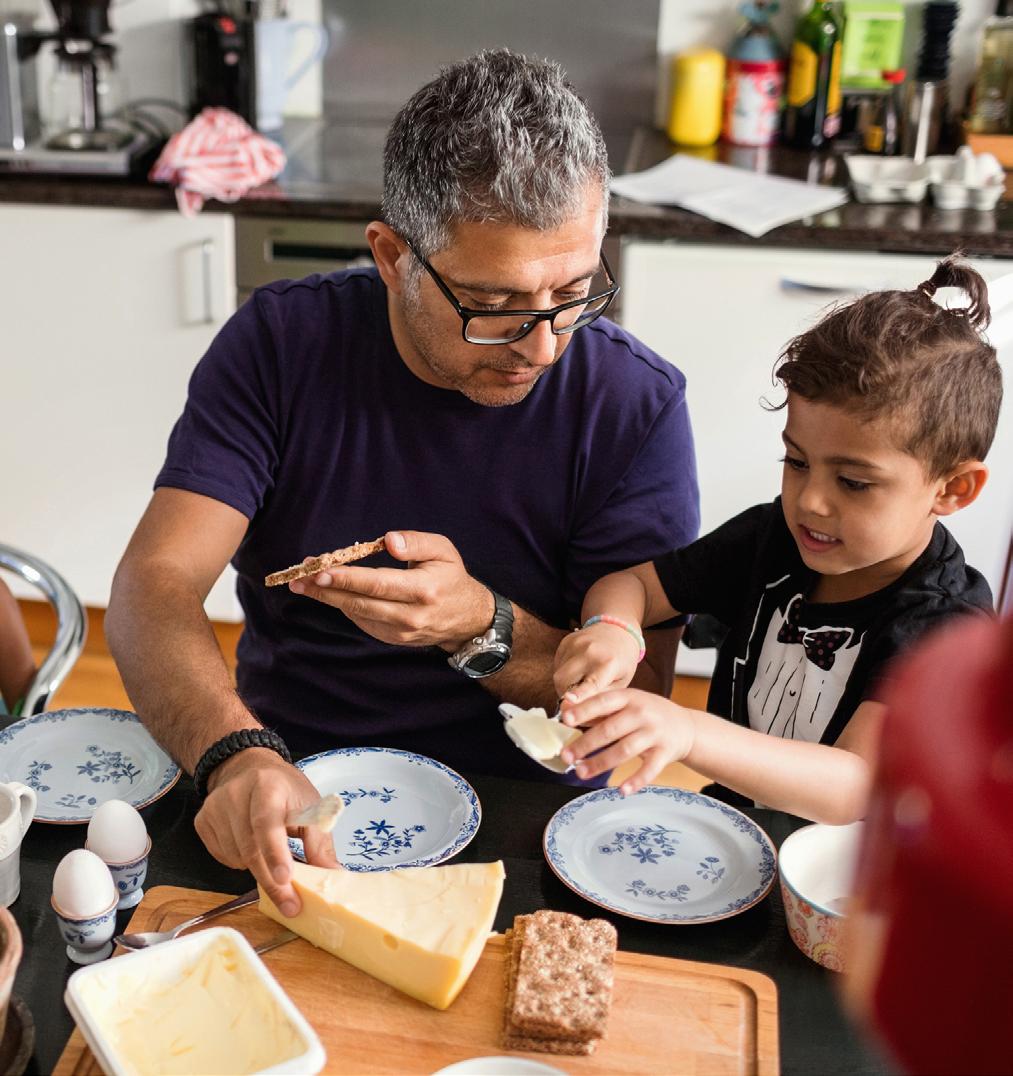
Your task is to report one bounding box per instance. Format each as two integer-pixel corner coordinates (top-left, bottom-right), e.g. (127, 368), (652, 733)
(177, 887), (260, 933)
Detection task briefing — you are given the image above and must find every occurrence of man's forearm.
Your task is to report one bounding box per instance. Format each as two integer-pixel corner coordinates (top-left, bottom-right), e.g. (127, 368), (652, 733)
(479, 604), (566, 711)
(106, 566), (259, 773)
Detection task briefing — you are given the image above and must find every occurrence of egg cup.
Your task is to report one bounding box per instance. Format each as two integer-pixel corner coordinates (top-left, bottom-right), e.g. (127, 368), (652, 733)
(87, 836), (152, 910)
(51, 892), (118, 965)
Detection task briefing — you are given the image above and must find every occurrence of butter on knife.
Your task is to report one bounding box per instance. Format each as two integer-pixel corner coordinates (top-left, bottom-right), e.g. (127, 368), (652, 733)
(499, 703), (580, 773)
(286, 794), (344, 832)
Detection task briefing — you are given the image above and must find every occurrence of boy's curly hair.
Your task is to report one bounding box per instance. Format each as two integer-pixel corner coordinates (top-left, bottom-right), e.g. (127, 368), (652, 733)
(773, 256), (1003, 478)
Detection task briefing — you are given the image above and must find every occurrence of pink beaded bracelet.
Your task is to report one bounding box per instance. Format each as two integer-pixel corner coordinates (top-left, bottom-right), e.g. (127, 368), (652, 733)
(581, 614), (646, 663)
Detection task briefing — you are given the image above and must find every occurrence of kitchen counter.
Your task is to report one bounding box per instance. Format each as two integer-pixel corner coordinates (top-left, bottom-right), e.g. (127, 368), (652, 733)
(2, 118), (1012, 255)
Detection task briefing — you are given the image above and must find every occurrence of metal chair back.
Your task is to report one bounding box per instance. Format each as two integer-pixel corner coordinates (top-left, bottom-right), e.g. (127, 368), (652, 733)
(0, 544), (87, 717)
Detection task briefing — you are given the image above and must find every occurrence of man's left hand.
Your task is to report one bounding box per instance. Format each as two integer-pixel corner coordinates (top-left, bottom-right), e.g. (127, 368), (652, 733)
(289, 530), (493, 649)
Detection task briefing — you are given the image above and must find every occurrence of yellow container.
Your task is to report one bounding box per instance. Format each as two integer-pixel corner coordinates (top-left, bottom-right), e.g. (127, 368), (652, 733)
(667, 48), (726, 146)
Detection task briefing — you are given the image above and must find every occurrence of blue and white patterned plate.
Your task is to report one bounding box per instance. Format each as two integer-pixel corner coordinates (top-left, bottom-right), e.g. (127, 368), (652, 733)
(543, 786), (777, 924)
(0, 708), (180, 823)
(288, 747), (481, 871)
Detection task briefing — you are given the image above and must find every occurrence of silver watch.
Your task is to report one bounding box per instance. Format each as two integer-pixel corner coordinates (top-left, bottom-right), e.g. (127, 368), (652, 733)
(447, 591), (514, 678)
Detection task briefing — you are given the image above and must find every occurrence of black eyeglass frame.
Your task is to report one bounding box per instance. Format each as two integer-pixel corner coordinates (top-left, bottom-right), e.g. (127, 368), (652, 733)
(405, 239), (620, 345)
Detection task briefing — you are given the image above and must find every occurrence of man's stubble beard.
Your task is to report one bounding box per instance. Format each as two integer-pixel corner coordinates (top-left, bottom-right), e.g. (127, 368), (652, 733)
(400, 292), (542, 408)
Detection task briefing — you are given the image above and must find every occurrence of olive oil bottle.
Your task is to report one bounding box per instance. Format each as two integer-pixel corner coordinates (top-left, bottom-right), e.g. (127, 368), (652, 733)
(783, 1), (844, 148)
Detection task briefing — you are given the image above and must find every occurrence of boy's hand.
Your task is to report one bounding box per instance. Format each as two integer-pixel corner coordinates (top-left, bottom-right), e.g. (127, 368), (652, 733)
(553, 622), (642, 701)
(559, 689), (695, 796)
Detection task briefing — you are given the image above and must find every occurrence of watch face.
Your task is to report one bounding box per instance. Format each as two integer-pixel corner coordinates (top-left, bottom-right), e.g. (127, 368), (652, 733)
(465, 650), (508, 676)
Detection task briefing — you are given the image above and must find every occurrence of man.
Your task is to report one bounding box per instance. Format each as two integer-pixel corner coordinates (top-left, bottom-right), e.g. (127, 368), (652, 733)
(106, 49), (699, 916)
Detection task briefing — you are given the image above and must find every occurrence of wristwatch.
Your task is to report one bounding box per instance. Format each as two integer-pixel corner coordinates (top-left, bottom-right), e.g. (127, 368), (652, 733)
(447, 591), (514, 679)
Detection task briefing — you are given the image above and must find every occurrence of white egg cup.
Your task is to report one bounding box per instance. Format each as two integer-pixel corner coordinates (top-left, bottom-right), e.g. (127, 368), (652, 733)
(51, 892), (118, 964)
(86, 835), (151, 910)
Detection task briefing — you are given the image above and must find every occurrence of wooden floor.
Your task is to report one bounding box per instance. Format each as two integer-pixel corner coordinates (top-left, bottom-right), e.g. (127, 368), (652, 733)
(20, 600), (710, 791)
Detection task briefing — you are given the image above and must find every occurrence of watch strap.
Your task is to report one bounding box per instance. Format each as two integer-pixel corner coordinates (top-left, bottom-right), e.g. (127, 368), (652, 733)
(490, 590), (514, 640)
(193, 728), (292, 800)
(447, 589), (514, 676)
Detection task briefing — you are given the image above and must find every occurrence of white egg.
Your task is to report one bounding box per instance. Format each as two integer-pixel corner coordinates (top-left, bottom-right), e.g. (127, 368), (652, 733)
(86, 799), (148, 863)
(53, 848), (116, 917)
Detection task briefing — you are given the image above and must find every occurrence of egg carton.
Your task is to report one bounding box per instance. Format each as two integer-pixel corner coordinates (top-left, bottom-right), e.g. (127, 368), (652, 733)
(844, 148), (1005, 208)
(927, 147), (1005, 209)
(845, 156), (931, 203)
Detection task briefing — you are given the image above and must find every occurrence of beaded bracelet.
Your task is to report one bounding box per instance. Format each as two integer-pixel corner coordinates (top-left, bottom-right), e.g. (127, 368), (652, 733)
(193, 728), (292, 800)
(581, 614), (646, 663)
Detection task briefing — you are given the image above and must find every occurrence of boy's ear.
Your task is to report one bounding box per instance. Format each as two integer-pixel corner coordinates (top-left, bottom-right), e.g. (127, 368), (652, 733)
(933, 461), (989, 516)
(365, 222), (410, 295)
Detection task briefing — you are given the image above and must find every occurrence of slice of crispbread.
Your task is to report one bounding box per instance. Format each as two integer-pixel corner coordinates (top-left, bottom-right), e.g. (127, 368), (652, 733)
(501, 910), (616, 1055)
(505, 920), (595, 1055)
(502, 1031), (597, 1056)
(508, 910), (617, 1041)
(264, 537), (386, 587)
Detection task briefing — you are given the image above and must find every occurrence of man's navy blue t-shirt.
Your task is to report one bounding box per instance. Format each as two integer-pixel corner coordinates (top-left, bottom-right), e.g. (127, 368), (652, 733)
(156, 268), (699, 781)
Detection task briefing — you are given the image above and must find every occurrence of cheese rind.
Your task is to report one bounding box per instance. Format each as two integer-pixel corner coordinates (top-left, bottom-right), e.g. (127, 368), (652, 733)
(258, 860), (505, 1010)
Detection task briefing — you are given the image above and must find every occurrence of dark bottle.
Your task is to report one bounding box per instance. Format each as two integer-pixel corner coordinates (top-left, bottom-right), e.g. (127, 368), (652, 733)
(863, 69), (905, 154)
(782, 0), (843, 148)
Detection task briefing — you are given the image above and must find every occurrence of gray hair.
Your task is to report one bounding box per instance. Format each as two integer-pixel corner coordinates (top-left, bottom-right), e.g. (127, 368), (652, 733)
(382, 49), (610, 263)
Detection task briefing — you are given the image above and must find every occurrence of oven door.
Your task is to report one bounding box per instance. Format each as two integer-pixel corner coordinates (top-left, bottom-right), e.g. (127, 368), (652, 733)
(235, 217), (374, 303)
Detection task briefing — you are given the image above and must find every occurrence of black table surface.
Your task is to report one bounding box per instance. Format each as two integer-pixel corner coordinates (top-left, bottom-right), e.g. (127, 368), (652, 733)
(9, 771), (894, 1075)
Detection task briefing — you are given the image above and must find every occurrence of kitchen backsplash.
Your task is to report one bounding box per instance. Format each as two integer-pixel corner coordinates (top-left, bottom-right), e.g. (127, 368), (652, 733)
(0, 0), (998, 147)
(316, 0), (660, 168)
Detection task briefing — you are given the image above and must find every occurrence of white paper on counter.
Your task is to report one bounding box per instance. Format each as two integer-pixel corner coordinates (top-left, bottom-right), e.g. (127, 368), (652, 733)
(611, 153), (849, 238)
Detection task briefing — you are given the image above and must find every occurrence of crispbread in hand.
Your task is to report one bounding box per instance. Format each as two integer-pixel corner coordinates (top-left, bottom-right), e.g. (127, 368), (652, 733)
(264, 537), (386, 587)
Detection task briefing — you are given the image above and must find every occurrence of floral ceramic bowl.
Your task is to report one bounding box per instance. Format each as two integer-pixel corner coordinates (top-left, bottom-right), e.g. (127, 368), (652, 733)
(778, 821), (863, 972)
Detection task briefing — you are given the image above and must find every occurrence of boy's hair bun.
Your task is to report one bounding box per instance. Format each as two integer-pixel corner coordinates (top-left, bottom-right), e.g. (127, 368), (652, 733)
(771, 253), (1002, 477)
(916, 254), (991, 331)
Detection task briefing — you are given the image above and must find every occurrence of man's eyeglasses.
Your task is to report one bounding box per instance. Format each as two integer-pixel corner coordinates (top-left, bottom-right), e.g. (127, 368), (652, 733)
(405, 239), (619, 345)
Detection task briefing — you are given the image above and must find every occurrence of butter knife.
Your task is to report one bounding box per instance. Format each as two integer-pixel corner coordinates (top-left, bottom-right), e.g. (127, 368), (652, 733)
(255, 929), (298, 955)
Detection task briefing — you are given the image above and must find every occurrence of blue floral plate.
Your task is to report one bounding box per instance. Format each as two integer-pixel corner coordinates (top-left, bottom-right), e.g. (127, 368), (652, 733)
(543, 787), (777, 924)
(0, 708), (180, 823)
(288, 747), (481, 871)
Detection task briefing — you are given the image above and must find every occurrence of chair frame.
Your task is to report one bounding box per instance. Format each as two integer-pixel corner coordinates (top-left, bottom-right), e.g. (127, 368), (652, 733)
(0, 544), (87, 717)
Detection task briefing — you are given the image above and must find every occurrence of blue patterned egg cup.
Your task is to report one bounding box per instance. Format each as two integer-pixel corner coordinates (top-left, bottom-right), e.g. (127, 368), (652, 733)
(51, 893), (118, 965)
(88, 836), (151, 911)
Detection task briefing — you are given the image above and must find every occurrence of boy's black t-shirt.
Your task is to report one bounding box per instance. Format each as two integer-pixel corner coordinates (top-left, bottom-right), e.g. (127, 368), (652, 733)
(654, 500), (994, 756)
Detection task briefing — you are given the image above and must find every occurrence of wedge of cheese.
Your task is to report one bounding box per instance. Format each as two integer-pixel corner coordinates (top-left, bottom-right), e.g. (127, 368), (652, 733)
(258, 860), (505, 1009)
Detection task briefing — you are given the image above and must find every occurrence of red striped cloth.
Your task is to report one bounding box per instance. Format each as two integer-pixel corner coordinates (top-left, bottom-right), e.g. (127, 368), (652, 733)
(149, 107), (286, 217)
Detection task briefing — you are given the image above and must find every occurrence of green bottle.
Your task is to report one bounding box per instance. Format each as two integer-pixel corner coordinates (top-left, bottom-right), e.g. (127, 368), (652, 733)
(783, 1), (844, 147)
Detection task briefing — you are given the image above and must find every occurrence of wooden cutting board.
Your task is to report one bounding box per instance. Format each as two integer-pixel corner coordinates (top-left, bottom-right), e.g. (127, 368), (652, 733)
(55, 885), (779, 1075)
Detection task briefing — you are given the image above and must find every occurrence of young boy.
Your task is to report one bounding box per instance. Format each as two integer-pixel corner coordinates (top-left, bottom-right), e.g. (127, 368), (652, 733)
(554, 257), (1001, 823)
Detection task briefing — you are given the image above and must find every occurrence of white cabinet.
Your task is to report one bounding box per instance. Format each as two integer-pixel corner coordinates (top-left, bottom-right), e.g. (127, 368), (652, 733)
(621, 242), (1013, 674)
(0, 204), (242, 620)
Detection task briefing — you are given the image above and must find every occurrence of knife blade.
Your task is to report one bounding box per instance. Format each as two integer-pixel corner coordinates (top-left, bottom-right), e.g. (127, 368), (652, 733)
(254, 929), (298, 955)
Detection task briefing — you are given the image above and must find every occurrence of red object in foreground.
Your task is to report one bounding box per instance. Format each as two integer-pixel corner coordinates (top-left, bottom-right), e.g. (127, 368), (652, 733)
(846, 613), (1013, 1075)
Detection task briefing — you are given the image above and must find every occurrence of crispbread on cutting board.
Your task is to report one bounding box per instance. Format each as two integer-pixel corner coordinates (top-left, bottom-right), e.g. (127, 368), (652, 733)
(55, 885), (779, 1075)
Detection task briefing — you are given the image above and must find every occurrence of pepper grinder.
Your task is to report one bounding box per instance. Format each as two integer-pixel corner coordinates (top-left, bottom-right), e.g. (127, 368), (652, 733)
(904, 1), (959, 161)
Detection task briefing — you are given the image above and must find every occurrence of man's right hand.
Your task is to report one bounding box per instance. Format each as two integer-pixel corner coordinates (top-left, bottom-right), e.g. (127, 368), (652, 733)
(193, 746), (339, 917)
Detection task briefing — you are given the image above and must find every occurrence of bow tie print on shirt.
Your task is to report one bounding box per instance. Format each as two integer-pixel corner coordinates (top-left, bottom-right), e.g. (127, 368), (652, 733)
(776, 596), (851, 671)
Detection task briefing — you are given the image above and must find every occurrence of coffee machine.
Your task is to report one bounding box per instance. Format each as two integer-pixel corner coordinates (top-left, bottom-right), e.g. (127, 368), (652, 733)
(189, 10), (256, 125)
(0, 0), (157, 174)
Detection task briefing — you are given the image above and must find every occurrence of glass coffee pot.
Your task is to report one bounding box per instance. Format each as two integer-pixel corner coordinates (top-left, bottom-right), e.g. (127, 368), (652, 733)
(45, 40), (130, 151)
